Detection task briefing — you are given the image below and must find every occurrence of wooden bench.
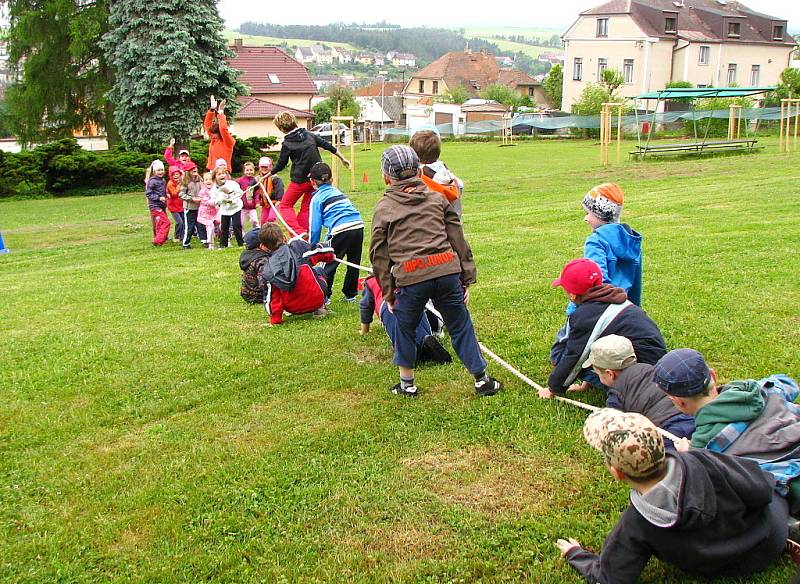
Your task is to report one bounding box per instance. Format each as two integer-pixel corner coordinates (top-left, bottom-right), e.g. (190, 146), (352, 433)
(630, 139), (759, 159)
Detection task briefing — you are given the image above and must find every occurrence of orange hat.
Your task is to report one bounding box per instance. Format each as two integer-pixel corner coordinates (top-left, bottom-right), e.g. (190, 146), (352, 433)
(582, 183), (624, 223)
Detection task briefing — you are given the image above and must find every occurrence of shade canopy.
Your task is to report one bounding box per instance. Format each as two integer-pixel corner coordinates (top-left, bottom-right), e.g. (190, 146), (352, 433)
(636, 87), (775, 100)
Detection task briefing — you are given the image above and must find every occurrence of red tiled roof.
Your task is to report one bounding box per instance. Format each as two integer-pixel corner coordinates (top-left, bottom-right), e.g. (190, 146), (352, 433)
(355, 81), (405, 97)
(229, 45), (317, 95)
(412, 51), (501, 96)
(235, 97), (313, 120)
(498, 69), (540, 88)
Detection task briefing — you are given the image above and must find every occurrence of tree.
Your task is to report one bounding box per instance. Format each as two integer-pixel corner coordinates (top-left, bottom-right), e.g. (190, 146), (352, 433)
(765, 67), (800, 105)
(571, 83), (612, 115)
(436, 84), (469, 104)
(543, 64), (563, 109)
(481, 84), (519, 107)
(600, 68), (625, 99)
(313, 85), (361, 124)
(100, 0), (245, 150)
(2, 0), (117, 146)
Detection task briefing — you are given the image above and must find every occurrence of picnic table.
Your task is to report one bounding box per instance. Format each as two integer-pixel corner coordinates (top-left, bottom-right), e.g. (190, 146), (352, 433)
(630, 138), (759, 160)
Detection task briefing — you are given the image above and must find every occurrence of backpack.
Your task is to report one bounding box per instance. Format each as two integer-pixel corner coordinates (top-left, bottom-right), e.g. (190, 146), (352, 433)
(240, 256), (269, 304)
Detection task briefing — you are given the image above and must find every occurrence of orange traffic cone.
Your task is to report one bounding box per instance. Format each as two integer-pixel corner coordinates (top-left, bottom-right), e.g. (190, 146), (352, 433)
(362, 172), (368, 184)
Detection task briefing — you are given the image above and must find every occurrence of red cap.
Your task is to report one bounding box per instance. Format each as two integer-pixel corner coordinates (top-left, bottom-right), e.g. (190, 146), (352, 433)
(552, 258), (603, 295)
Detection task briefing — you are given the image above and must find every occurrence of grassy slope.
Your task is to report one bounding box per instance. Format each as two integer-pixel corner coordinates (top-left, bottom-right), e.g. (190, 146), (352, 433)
(463, 27), (564, 58)
(222, 29), (357, 51)
(1, 139), (798, 582)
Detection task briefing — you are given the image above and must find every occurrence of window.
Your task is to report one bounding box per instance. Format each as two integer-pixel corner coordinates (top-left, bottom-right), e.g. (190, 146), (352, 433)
(418, 79), (424, 93)
(432, 80), (438, 95)
(528, 87), (535, 97)
(624, 59), (634, 83)
(699, 45), (710, 65)
(773, 25), (784, 40)
(597, 57), (608, 78)
(573, 57), (583, 81)
(665, 17), (677, 33)
(268, 73), (280, 84)
(728, 22), (740, 37)
(727, 63), (737, 86)
(596, 18), (608, 37)
(751, 64), (760, 86)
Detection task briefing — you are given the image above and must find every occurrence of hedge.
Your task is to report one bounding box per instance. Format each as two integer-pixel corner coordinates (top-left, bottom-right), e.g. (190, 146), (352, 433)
(0, 135), (279, 199)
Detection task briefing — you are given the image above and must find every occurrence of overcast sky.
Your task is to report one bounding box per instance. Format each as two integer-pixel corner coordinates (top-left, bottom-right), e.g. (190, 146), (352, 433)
(218, 0), (800, 32)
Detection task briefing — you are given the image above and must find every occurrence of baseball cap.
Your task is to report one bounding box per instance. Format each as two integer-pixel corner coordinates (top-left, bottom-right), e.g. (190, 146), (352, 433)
(552, 258), (604, 295)
(243, 228), (261, 250)
(178, 149), (190, 156)
(381, 145), (419, 180)
(652, 349), (711, 397)
(582, 334), (637, 370)
(309, 161), (332, 181)
(258, 156), (272, 168)
(583, 409), (665, 479)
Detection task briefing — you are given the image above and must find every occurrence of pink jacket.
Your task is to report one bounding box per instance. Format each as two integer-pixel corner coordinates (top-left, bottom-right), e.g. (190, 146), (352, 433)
(164, 147), (196, 172)
(197, 185), (218, 223)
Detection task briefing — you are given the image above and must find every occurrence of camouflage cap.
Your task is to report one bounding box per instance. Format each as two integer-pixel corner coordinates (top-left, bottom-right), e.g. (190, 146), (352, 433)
(583, 409), (665, 479)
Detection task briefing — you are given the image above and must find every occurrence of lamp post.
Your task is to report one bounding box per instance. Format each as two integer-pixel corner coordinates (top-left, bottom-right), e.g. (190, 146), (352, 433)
(378, 70), (388, 141)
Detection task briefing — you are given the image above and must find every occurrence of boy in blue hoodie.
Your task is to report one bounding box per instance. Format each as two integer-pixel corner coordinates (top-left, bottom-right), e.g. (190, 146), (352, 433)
(308, 162), (364, 302)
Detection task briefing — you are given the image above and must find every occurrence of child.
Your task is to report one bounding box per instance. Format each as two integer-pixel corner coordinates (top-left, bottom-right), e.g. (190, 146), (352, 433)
(258, 223), (335, 325)
(165, 166), (185, 243)
(369, 145), (502, 398)
(582, 334), (694, 445)
(308, 161), (364, 302)
(255, 156), (284, 225)
(269, 111), (351, 235)
(197, 171), (218, 249)
(541, 258), (666, 399)
(164, 137), (195, 172)
(409, 129), (463, 216)
(360, 274), (451, 366)
(204, 96), (235, 171)
(210, 166), (244, 248)
(237, 161), (260, 231)
(145, 160), (169, 246)
(179, 163), (204, 249)
(653, 349), (800, 514)
(239, 228), (271, 304)
(555, 408), (798, 583)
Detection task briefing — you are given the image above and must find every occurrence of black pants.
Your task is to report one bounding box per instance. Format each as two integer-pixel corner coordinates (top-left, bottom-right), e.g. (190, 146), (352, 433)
(220, 212), (243, 247)
(182, 209), (203, 247)
(324, 228), (363, 298)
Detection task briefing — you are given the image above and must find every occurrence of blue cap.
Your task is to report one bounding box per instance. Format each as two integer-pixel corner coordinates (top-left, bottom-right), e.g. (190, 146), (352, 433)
(244, 228), (261, 250)
(652, 349), (711, 397)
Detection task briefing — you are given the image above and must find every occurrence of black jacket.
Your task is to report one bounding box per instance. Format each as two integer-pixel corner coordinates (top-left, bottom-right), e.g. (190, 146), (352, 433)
(608, 363), (684, 427)
(548, 284), (666, 393)
(272, 128), (337, 184)
(566, 451), (788, 584)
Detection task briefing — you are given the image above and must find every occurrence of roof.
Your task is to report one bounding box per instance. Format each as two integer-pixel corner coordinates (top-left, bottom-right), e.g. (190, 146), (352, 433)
(354, 81), (405, 97)
(637, 86), (775, 99)
(412, 50), (501, 96)
(382, 96), (404, 122)
(461, 102), (510, 113)
(580, 0), (796, 45)
(229, 45), (317, 95)
(498, 69), (540, 88)
(235, 97), (314, 120)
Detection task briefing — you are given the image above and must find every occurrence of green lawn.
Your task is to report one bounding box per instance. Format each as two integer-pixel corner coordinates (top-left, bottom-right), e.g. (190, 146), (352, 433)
(1, 139), (798, 582)
(222, 29), (357, 52)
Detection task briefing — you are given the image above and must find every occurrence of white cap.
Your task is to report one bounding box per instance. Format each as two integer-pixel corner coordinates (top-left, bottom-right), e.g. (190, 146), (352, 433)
(151, 160), (164, 171)
(258, 156), (272, 167)
(215, 158), (228, 168)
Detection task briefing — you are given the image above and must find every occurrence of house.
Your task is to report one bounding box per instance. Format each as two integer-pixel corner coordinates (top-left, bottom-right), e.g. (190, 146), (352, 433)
(390, 52), (416, 67)
(309, 44), (335, 65)
(373, 53), (386, 67)
(355, 53), (374, 65)
(498, 69), (550, 107)
(538, 52), (564, 65)
(294, 46), (315, 64)
(227, 41), (317, 139)
(332, 47), (353, 64)
(562, 0), (797, 112)
(496, 56), (515, 68)
(312, 75), (341, 92)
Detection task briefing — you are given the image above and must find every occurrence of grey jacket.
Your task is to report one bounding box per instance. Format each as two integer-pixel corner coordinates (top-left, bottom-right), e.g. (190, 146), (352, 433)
(179, 177), (202, 211)
(609, 363), (684, 427)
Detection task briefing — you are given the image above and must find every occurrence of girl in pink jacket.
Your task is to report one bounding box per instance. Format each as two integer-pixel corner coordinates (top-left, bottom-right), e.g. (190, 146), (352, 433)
(197, 172), (219, 249)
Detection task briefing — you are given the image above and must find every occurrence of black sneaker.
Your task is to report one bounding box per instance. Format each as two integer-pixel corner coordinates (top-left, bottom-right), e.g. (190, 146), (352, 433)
(421, 335), (452, 365)
(786, 538), (800, 565)
(391, 383), (418, 397)
(474, 376), (502, 397)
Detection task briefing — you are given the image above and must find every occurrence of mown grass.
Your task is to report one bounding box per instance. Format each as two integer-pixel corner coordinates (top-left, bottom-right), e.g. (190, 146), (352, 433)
(1, 138), (798, 582)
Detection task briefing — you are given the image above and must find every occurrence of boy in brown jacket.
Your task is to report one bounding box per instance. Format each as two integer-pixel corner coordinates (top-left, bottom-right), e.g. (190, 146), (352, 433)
(369, 145), (501, 398)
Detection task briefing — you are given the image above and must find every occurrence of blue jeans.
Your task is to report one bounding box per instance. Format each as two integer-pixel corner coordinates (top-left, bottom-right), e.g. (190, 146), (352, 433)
(391, 274), (486, 374)
(381, 304), (432, 361)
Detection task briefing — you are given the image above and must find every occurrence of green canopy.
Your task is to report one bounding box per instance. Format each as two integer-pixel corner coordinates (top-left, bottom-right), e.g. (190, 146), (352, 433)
(636, 87), (775, 100)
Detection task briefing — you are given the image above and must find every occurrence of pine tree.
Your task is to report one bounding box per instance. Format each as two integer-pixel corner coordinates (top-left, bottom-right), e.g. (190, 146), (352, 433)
(101, 0), (245, 150)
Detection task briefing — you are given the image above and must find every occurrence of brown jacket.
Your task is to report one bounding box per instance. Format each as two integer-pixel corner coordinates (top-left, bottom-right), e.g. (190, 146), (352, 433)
(369, 176), (476, 304)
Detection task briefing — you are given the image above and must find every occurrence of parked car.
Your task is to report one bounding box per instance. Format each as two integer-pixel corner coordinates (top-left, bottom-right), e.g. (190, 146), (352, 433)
(310, 122), (352, 145)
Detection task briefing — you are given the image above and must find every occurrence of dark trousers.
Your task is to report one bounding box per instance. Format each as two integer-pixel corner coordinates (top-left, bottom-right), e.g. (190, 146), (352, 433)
(220, 212), (243, 247)
(391, 273), (486, 373)
(324, 228), (363, 298)
(171, 211), (185, 241)
(182, 209), (201, 247)
(381, 303), (432, 359)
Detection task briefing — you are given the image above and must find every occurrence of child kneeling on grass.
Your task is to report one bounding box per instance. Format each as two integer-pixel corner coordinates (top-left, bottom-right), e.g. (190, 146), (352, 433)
(239, 228), (271, 304)
(555, 408), (799, 583)
(258, 223), (334, 325)
(369, 145), (501, 398)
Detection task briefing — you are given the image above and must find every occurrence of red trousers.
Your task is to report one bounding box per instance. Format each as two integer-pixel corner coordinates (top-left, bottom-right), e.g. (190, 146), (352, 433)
(277, 180), (314, 235)
(150, 209), (170, 245)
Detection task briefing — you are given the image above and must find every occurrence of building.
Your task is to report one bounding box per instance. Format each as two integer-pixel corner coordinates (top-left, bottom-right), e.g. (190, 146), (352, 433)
(498, 69), (549, 107)
(228, 41), (317, 139)
(562, 0), (796, 112)
(294, 46), (315, 64)
(389, 52), (416, 67)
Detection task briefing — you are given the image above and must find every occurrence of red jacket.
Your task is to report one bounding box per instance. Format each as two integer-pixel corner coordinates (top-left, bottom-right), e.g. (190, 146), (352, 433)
(265, 264), (328, 325)
(204, 110), (236, 171)
(166, 179), (184, 212)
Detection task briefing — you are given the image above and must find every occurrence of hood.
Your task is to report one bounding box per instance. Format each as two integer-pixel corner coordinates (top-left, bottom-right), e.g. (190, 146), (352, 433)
(580, 283), (628, 304)
(283, 127), (309, 144)
(384, 177), (430, 206)
(239, 248), (270, 271)
(630, 456), (682, 527)
(261, 245), (298, 291)
(692, 380), (765, 446)
(593, 223), (642, 262)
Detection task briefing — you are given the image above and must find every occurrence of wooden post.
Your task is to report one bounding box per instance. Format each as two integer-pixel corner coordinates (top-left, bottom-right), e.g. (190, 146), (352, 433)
(780, 99), (800, 153)
(331, 116), (356, 190)
(600, 102), (624, 166)
(780, 100), (785, 152)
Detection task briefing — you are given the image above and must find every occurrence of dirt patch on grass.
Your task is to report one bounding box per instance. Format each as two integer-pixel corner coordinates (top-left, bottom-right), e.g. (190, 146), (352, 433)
(340, 520), (452, 561)
(346, 346), (388, 365)
(402, 445), (558, 518)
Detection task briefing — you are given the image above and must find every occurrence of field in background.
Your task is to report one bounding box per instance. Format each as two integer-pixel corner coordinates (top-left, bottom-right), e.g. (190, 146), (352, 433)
(1, 138), (798, 582)
(222, 29), (357, 51)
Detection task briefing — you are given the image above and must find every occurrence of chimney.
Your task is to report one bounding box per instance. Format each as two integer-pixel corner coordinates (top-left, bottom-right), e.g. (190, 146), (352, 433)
(234, 38), (243, 48)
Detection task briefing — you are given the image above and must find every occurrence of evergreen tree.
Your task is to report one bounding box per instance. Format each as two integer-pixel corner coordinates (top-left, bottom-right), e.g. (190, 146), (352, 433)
(543, 64), (563, 110)
(101, 0), (245, 150)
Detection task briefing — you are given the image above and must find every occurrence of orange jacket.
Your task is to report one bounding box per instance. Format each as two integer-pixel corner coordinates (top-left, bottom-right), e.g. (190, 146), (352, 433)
(204, 110), (236, 171)
(420, 168), (460, 203)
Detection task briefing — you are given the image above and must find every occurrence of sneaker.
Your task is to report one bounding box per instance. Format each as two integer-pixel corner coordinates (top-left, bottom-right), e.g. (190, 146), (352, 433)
(391, 383), (418, 397)
(312, 307), (329, 318)
(474, 376), (503, 397)
(343, 295), (358, 303)
(420, 335), (452, 365)
(324, 297), (332, 307)
(786, 538), (800, 565)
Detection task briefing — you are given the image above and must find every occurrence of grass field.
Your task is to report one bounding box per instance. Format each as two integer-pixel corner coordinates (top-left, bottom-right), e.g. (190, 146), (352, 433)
(462, 27), (564, 58)
(222, 30), (357, 52)
(2, 138), (799, 582)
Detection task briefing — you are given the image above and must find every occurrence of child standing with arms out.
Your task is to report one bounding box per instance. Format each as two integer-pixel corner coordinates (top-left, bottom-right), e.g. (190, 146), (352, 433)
(256, 157), (284, 225)
(237, 161), (260, 231)
(165, 166), (185, 243)
(268, 111), (351, 235)
(211, 166), (244, 247)
(409, 129), (463, 217)
(145, 160), (169, 246)
(179, 162), (204, 249)
(369, 145), (502, 398)
(197, 171), (218, 249)
(164, 137), (195, 172)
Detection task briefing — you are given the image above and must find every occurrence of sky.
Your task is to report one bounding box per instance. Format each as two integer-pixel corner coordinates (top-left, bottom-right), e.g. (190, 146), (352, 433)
(218, 0), (800, 32)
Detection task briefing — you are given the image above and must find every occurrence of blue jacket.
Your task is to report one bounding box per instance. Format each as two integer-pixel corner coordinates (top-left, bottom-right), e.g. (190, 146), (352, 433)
(584, 223), (642, 306)
(308, 182), (364, 245)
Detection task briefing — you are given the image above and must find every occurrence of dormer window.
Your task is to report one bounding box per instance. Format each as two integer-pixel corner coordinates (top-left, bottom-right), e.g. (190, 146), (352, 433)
(728, 22), (741, 37)
(268, 74), (280, 84)
(773, 25), (784, 40)
(597, 18), (609, 37)
(665, 17), (677, 33)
